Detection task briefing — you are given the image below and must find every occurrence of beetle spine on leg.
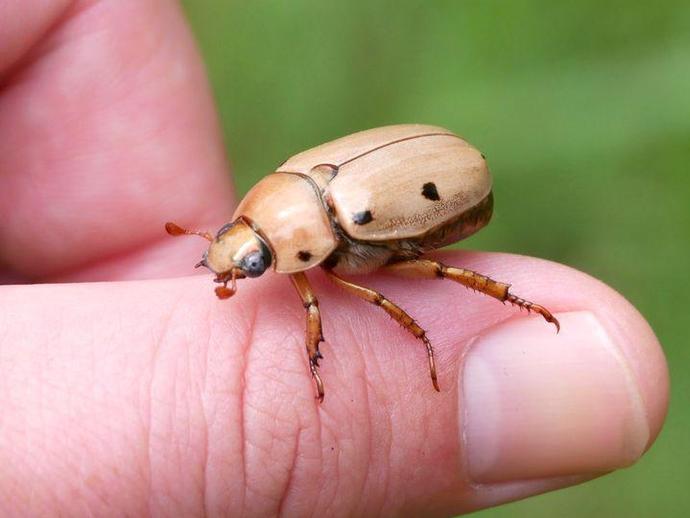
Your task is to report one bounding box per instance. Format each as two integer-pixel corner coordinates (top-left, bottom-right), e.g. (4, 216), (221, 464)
(324, 270), (440, 392)
(385, 259), (560, 332)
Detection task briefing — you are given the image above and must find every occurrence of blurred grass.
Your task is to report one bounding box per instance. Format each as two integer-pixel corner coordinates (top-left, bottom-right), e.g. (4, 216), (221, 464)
(181, 1), (689, 516)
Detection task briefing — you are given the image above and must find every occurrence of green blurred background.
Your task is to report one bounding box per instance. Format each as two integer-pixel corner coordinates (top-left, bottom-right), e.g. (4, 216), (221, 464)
(181, 1), (689, 516)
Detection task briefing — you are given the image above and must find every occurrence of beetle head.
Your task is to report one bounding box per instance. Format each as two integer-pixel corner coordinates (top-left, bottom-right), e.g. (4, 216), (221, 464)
(165, 218), (272, 299)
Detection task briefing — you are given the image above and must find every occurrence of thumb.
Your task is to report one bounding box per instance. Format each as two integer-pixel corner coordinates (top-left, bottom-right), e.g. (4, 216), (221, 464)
(0, 252), (667, 516)
(289, 251), (667, 515)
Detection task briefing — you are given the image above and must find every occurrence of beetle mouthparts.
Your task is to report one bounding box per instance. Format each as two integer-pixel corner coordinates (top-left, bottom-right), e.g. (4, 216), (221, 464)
(215, 285), (235, 299)
(212, 269), (246, 300)
(213, 274), (235, 299)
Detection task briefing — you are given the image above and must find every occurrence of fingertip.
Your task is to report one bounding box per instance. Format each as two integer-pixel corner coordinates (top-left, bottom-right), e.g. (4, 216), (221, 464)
(589, 287), (670, 449)
(462, 311), (653, 484)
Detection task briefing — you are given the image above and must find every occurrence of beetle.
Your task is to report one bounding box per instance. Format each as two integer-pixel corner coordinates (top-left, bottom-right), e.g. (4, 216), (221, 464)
(166, 124), (559, 401)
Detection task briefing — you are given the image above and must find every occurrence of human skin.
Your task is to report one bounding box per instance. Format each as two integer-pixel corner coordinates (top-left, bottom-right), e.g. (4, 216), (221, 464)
(0, 1), (669, 516)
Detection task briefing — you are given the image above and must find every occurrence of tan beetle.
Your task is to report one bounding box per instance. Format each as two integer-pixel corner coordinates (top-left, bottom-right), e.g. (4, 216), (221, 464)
(166, 124), (559, 401)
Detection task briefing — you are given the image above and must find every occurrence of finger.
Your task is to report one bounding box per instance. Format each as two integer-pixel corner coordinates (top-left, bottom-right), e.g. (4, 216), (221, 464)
(307, 251), (668, 514)
(0, 0), (72, 74)
(0, 0), (233, 281)
(0, 252), (668, 516)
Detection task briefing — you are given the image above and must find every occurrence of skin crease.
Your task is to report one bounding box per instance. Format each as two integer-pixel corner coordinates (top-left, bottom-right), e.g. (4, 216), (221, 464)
(0, 1), (669, 517)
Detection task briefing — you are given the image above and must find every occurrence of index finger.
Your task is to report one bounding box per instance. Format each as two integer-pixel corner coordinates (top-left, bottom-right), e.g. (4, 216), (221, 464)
(0, 0), (234, 281)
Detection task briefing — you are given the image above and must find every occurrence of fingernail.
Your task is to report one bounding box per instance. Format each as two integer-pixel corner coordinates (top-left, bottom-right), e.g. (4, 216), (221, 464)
(462, 311), (649, 483)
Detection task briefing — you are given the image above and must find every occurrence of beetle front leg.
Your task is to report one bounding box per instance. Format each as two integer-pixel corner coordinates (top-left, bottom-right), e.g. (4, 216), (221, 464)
(385, 259), (560, 332)
(324, 269), (440, 392)
(290, 272), (326, 402)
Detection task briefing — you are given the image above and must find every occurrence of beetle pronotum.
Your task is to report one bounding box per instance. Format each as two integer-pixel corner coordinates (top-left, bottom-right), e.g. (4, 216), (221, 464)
(167, 124), (559, 401)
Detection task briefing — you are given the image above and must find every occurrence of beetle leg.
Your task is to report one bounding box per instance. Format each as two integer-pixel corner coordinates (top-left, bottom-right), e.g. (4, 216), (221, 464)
(385, 259), (560, 332)
(290, 272), (326, 402)
(324, 270), (440, 392)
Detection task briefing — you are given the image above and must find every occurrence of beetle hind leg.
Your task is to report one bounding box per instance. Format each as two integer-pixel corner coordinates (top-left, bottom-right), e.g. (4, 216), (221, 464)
(290, 273), (326, 402)
(385, 259), (560, 332)
(324, 270), (440, 392)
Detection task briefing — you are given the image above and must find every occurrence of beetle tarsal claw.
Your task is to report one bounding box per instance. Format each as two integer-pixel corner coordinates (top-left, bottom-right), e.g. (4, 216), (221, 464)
(505, 294), (560, 333)
(308, 357), (325, 402)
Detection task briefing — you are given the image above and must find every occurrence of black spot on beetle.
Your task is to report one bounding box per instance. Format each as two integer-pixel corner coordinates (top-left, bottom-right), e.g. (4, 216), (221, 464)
(422, 182), (440, 201)
(297, 250), (312, 262)
(352, 210), (373, 225)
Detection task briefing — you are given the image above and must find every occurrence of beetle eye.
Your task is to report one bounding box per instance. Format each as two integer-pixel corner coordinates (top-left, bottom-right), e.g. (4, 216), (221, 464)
(240, 250), (268, 278)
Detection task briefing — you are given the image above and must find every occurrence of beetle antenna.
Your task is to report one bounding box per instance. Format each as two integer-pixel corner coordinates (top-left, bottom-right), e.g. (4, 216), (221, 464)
(165, 222), (213, 242)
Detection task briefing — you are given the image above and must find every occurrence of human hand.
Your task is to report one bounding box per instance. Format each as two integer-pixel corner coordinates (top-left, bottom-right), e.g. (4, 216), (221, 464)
(0, 1), (669, 516)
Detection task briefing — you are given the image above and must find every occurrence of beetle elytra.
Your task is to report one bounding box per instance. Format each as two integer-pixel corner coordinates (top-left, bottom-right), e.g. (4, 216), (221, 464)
(166, 124), (559, 401)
